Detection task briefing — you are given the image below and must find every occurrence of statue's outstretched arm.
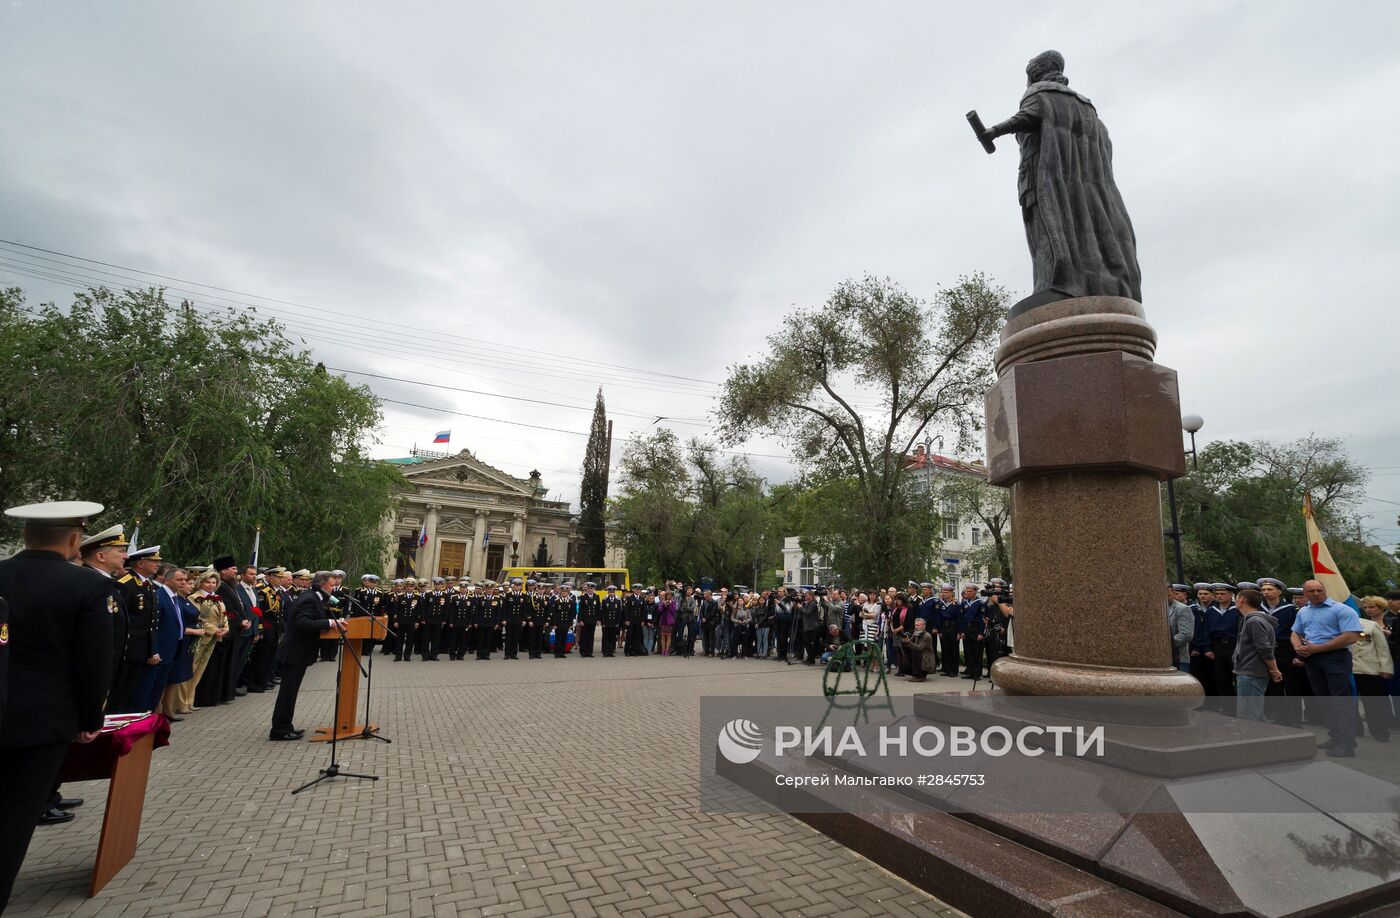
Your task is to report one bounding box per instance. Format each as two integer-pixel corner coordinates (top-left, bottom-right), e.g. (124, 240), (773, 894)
(985, 95), (1042, 140)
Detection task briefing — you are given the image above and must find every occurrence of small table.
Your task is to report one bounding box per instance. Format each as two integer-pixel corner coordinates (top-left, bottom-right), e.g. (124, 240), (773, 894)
(58, 712), (170, 896)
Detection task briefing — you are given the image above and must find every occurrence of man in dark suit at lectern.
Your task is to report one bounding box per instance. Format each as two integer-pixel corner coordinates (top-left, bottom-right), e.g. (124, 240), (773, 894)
(270, 571), (346, 741)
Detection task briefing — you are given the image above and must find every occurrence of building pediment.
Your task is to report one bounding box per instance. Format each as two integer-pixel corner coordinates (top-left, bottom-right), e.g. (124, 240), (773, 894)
(399, 451), (533, 497)
(437, 517), (473, 535)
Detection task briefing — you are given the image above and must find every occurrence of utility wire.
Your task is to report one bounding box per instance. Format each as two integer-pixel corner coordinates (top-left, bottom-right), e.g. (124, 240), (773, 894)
(0, 254), (723, 400)
(0, 238), (725, 388)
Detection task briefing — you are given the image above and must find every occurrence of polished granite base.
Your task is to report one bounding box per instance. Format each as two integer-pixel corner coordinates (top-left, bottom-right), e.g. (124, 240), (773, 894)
(714, 699), (1400, 917)
(913, 694), (1317, 778)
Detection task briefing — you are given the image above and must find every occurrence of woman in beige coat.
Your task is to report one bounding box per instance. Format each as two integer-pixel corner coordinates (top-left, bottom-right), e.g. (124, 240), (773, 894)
(1355, 597), (1395, 742)
(179, 570), (229, 713)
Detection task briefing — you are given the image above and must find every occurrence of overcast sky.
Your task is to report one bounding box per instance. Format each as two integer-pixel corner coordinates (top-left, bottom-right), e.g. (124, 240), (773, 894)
(2, 1), (1397, 550)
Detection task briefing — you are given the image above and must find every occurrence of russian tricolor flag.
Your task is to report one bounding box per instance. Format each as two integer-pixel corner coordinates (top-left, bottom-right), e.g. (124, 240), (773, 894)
(433, 430), (451, 444)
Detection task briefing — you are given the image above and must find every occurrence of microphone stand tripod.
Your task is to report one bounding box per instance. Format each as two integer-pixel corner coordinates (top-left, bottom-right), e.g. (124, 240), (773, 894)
(293, 621), (378, 794)
(344, 595), (395, 743)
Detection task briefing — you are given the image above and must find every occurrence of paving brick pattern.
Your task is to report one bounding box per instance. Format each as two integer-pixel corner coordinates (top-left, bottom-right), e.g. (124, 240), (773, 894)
(10, 652), (968, 917)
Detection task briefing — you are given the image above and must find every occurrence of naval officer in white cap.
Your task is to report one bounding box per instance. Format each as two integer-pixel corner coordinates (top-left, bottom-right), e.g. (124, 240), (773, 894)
(0, 501), (113, 911)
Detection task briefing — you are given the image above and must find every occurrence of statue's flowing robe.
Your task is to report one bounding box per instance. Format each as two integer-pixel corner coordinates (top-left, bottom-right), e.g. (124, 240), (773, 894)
(1011, 81), (1142, 302)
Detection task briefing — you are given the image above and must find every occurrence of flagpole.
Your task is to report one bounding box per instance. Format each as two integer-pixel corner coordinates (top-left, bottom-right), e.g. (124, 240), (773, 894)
(130, 516), (142, 553)
(251, 524), (262, 568)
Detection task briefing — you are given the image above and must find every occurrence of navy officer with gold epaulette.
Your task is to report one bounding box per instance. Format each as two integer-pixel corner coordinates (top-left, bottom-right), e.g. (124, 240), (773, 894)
(248, 567), (287, 692)
(111, 544), (161, 713)
(77, 525), (130, 701)
(0, 501), (114, 912)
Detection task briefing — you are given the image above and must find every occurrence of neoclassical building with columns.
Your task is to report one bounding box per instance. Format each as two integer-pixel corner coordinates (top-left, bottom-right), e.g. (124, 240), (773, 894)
(380, 448), (575, 582)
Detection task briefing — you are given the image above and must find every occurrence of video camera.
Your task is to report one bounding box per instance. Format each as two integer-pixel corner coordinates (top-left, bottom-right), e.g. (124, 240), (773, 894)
(979, 580), (1013, 604)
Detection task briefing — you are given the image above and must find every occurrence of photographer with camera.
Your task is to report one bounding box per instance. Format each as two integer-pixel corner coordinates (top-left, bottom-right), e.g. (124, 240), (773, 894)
(981, 579), (1014, 668)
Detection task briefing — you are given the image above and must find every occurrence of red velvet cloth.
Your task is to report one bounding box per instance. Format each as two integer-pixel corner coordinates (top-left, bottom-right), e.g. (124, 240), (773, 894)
(58, 712), (171, 783)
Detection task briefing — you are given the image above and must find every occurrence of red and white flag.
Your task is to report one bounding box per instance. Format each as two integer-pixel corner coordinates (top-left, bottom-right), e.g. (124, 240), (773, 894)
(1302, 494), (1357, 609)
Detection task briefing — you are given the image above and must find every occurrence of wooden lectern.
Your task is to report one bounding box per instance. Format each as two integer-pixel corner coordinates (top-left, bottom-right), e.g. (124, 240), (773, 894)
(311, 614), (388, 742)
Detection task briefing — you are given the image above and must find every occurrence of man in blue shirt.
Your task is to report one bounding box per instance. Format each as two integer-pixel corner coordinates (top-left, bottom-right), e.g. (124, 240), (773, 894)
(1291, 579), (1363, 757)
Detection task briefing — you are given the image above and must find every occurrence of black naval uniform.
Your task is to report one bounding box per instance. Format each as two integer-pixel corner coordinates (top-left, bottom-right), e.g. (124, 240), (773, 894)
(600, 593), (623, 657)
(936, 602), (961, 675)
(88, 562), (130, 690)
(463, 593), (482, 658)
(577, 592), (600, 657)
(500, 590), (526, 659)
(0, 551), (114, 912)
(421, 590), (446, 661)
(352, 587), (381, 653)
(381, 590), (402, 656)
(476, 594), (499, 660)
(622, 592), (644, 656)
(521, 593), (542, 659)
(111, 570), (157, 713)
(247, 582), (283, 691)
(396, 590), (420, 662)
(1264, 600), (1310, 725)
(959, 598), (987, 679)
(443, 591), (465, 660)
(551, 593), (575, 657)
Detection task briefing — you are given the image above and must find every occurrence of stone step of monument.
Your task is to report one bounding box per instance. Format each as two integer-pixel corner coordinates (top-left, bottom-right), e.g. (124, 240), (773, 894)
(715, 734), (1185, 917)
(911, 693), (1315, 778)
(792, 710), (1400, 917)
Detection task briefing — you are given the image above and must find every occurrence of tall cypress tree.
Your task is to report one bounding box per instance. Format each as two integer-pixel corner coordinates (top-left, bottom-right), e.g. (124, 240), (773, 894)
(578, 388), (610, 567)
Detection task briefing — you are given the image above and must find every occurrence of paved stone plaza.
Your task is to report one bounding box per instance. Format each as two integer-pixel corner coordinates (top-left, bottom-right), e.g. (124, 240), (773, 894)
(10, 654), (966, 918)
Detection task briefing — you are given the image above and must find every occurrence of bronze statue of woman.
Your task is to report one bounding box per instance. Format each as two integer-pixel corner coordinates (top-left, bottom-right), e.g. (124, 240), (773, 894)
(974, 50), (1142, 316)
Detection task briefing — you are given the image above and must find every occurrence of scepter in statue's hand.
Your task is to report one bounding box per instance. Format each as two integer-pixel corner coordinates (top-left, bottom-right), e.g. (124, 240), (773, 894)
(966, 110), (996, 154)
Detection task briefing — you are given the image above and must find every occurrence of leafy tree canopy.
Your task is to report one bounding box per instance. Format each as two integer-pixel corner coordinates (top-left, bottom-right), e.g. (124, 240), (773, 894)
(0, 285), (402, 572)
(717, 273), (1007, 586)
(1173, 435), (1396, 593)
(609, 429), (784, 587)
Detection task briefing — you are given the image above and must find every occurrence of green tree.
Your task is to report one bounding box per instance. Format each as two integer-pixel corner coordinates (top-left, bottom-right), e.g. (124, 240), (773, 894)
(609, 430), (784, 586)
(0, 286), (402, 571)
(1170, 435), (1395, 589)
(578, 388), (610, 567)
(717, 274), (1007, 586)
(938, 471), (1013, 580)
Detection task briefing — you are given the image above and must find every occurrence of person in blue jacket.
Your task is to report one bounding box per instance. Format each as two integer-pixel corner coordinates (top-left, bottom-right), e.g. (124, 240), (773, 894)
(957, 586), (986, 680)
(936, 585), (961, 677)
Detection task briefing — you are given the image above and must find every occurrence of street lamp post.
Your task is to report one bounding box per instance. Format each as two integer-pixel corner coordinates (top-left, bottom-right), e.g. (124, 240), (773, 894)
(1182, 414), (1203, 471)
(1165, 415), (1203, 585)
(510, 539), (519, 568)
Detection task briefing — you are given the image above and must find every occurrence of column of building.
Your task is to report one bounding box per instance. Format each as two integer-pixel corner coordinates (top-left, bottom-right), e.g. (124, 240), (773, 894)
(422, 503), (440, 579)
(379, 512), (397, 579)
(470, 509), (488, 581)
(511, 512), (526, 567)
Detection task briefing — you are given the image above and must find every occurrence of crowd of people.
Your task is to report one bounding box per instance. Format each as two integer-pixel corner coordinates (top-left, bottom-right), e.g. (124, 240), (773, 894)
(0, 503), (367, 910)
(1167, 579), (1400, 757)
(4, 493), (1398, 913)
(357, 575), (1014, 684)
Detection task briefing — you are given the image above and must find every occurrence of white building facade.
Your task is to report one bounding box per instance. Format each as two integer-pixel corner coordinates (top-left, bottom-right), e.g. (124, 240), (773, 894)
(780, 448), (996, 591)
(382, 448), (574, 582)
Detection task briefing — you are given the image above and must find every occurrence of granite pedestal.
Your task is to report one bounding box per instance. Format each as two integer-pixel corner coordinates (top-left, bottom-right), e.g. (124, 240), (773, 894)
(984, 296), (1201, 702)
